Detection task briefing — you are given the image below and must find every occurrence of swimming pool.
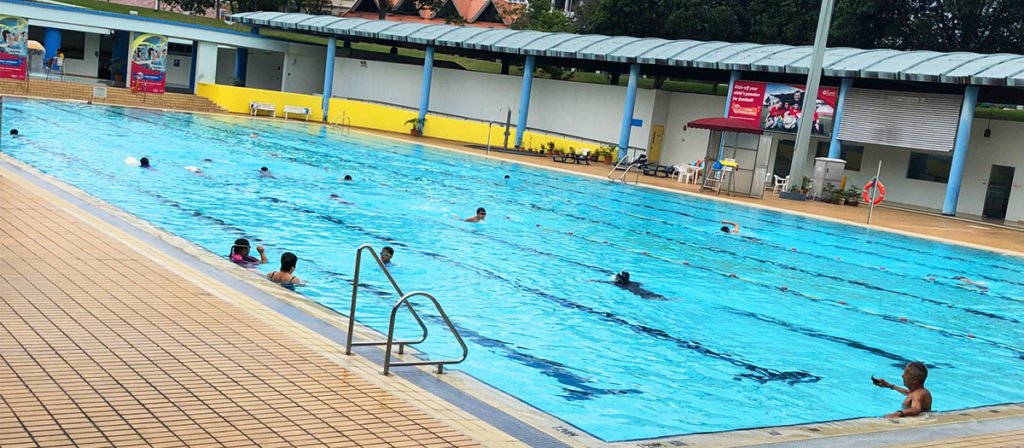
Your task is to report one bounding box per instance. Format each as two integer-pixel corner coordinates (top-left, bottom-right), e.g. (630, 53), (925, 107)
(3, 98), (1022, 441)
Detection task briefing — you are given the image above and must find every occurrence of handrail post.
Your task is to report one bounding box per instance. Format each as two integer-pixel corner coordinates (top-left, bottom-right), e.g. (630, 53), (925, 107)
(346, 244), (429, 355)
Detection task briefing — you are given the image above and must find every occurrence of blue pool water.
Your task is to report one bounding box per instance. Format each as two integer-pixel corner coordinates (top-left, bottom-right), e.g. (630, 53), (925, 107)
(3, 98), (1023, 441)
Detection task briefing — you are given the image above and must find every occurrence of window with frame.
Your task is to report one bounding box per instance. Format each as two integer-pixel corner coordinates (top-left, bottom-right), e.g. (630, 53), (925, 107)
(906, 152), (953, 183)
(814, 141), (864, 171)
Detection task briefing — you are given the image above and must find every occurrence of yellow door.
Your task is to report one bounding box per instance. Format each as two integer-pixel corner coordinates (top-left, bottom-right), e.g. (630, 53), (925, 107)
(648, 125), (665, 162)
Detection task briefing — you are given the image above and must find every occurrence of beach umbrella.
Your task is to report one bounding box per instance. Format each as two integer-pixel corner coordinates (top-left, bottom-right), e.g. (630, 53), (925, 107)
(27, 40), (44, 51)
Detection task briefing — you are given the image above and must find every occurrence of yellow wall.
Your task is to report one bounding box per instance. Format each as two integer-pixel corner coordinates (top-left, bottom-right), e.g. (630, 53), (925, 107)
(197, 83), (606, 158)
(197, 83), (324, 120)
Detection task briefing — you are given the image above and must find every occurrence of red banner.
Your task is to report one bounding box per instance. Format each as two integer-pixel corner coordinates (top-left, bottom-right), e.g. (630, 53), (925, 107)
(728, 80), (839, 137)
(0, 16), (29, 81)
(727, 81), (767, 125)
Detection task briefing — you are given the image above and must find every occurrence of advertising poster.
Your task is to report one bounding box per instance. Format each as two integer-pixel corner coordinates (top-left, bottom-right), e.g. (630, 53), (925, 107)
(728, 80), (838, 136)
(129, 33), (168, 94)
(0, 16), (29, 80)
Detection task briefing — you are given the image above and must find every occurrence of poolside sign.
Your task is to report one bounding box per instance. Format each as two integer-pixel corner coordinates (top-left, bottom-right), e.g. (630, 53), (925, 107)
(0, 16), (29, 81)
(728, 80), (838, 137)
(129, 33), (168, 94)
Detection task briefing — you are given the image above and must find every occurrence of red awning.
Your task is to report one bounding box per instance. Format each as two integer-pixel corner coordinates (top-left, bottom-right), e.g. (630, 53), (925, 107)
(687, 117), (764, 135)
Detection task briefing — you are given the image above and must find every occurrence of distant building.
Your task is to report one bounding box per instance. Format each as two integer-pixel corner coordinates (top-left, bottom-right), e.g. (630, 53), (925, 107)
(343, 0), (517, 28)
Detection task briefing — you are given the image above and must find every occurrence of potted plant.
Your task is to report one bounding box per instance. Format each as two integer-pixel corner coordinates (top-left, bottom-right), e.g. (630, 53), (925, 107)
(404, 117), (425, 137)
(822, 183), (835, 203)
(844, 186), (860, 206)
(800, 176), (811, 194)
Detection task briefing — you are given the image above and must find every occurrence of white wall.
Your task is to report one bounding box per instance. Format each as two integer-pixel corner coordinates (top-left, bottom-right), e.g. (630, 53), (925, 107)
(331, 58), (655, 149)
(165, 51), (192, 88)
(62, 32), (100, 77)
(785, 119), (1024, 223)
(958, 119), (1024, 222)
(281, 51), (325, 95)
(659, 92), (727, 167)
(245, 50), (283, 91)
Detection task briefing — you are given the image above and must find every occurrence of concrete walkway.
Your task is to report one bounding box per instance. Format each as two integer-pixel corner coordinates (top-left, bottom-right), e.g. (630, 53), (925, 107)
(0, 170), (504, 447)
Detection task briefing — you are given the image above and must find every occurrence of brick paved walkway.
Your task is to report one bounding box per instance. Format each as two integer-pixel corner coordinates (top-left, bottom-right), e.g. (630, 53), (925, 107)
(0, 173), (483, 447)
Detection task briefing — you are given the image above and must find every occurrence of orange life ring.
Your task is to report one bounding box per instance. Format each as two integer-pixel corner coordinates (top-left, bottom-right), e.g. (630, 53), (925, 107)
(131, 77), (140, 93)
(862, 179), (885, 204)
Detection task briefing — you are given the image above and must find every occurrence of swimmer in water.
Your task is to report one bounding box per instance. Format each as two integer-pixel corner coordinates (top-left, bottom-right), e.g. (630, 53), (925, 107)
(250, 132), (259, 138)
(9, 129), (19, 136)
(873, 362), (932, 419)
(140, 157), (151, 168)
(342, 174), (353, 181)
(720, 220), (739, 234)
(329, 193), (353, 205)
(380, 246), (394, 265)
(465, 207), (487, 223)
(229, 238), (267, 265)
(610, 271), (672, 300)
(259, 166), (274, 178)
(266, 252), (306, 291)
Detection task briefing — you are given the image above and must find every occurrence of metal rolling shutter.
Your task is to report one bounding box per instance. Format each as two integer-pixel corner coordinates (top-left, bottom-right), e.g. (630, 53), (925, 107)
(837, 88), (963, 152)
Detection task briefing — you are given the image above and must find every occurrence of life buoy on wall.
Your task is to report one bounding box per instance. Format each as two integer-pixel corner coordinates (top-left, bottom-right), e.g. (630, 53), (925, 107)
(131, 76), (140, 93)
(862, 179), (885, 205)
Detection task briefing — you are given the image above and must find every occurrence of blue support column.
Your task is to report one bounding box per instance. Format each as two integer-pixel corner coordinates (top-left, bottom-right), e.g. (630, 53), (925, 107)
(321, 37), (337, 122)
(942, 85), (979, 216)
(827, 77), (853, 158)
(43, 28), (62, 66)
(718, 70), (741, 159)
(417, 46), (435, 131)
(233, 48), (249, 85)
(514, 55), (536, 148)
(616, 63), (640, 161)
(188, 41), (198, 92)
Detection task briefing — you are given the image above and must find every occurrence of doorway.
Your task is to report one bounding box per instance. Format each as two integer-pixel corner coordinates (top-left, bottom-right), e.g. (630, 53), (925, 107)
(97, 34), (113, 80)
(983, 165), (1015, 220)
(773, 140), (794, 178)
(648, 125), (664, 162)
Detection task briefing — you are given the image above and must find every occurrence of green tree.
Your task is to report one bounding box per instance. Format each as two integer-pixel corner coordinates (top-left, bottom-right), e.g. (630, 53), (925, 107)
(587, 0), (666, 37)
(231, 0), (286, 14)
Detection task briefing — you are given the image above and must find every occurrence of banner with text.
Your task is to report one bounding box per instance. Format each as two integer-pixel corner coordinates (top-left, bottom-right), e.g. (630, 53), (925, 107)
(130, 33), (168, 94)
(0, 16), (29, 80)
(728, 80), (838, 137)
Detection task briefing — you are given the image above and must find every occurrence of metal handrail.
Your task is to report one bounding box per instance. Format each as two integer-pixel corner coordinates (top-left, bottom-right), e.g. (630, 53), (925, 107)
(330, 110), (351, 127)
(608, 157), (641, 184)
(345, 244), (428, 356)
(383, 291), (468, 375)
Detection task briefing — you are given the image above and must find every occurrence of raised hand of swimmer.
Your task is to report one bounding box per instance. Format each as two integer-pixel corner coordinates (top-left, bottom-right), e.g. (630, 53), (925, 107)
(256, 245), (265, 254)
(871, 376), (893, 388)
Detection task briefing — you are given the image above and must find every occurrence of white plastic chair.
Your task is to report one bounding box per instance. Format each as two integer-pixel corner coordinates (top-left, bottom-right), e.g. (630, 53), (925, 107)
(772, 175), (789, 194)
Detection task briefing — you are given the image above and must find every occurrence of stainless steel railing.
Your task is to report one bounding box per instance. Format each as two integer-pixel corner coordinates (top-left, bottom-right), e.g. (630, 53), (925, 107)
(345, 244), (468, 375)
(383, 292), (468, 375)
(345, 244), (427, 355)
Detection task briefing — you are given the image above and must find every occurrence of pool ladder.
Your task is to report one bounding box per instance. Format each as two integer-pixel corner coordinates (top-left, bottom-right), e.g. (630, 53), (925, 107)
(344, 244), (468, 375)
(608, 157), (641, 184)
(330, 110), (352, 133)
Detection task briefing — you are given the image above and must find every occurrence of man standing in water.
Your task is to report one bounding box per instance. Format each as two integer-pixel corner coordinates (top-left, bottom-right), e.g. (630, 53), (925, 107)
(873, 362), (932, 418)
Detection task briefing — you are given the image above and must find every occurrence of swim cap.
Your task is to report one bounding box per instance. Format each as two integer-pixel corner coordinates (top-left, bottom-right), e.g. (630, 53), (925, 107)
(615, 271), (630, 284)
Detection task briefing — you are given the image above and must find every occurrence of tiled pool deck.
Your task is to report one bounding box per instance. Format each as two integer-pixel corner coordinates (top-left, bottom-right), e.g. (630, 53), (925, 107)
(0, 165), (517, 447)
(3, 108), (1024, 447)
